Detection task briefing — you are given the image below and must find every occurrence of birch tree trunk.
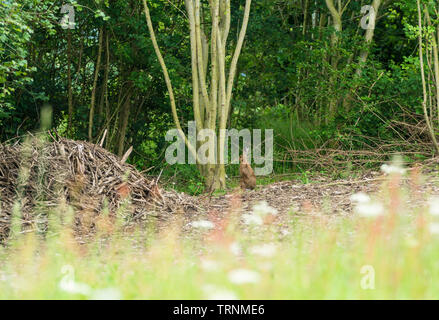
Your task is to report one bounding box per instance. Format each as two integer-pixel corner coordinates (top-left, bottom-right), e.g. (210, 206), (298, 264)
(325, 0), (344, 119)
(143, 0), (252, 191)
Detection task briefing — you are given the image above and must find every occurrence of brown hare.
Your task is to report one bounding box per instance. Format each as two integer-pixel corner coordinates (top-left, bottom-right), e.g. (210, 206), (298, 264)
(239, 151), (256, 190)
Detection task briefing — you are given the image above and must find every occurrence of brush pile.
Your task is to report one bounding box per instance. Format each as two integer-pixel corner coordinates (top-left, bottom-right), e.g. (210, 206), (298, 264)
(0, 134), (198, 239)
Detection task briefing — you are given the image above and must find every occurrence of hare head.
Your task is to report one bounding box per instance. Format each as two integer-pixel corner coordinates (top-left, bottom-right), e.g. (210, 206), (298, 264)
(241, 146), (250, 162)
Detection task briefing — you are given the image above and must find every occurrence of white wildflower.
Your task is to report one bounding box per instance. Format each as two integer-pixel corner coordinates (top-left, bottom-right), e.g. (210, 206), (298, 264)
(354, 201), (384, 218)
(429, 223), (439, 235)
(59, 266), (122, 299)
(0, 271), (7, 282)
(405, 235), (419, 248)
(242, 214), (263, 226)
(252, 201), (278, 217)
(428, 197), (439, 216)
(228, 269), (261, 285)
(200, 259), (220, 272)
(249, 243), (277, 258)
(350, 192), (371, 204)
(189, 220), (214, 229)
(59, 279), (91, 295)
(203, 285), (238, 300)
(91, 288), (122, 300)
(380, 164), (406, 175)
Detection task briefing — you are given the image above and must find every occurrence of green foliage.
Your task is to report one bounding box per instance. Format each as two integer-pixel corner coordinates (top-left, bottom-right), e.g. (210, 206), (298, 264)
(0, 0), (436, 190)
(160, 164), (206, 195)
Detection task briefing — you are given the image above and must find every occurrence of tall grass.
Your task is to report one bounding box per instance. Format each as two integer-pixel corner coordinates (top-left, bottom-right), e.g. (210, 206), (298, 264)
(1, 165), (439, 299)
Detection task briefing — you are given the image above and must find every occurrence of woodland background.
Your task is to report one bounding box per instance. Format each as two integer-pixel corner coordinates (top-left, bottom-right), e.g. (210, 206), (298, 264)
(1, 0), (438, 193)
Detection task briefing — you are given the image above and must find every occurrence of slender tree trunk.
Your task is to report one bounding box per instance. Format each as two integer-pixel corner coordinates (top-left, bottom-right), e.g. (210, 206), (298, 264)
(342, 0), (382, 112)
(217, 0), (251, 190)
(67, 30), (73, 136)
(302, 0), (309, 36)
(417, 0), (439, 154)
(117, 90), (133, 157)
(99, 31), (110, 127)
(325, 0), (343, 119)
(426, 7), (439, 126)
(88, 27), (104, 142)
(104, 31), (111, 139)
(186, 0), (202, 134)
(143, 0), (251, 191)
(142, 0), (198, 161)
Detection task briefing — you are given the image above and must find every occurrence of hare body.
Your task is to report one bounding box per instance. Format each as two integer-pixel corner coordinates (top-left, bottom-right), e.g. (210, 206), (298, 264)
(239, 153), (256, 190)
